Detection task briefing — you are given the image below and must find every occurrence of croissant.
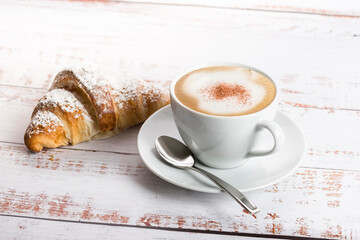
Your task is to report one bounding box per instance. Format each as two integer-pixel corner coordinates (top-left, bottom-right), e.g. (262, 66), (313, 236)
(24, 66), (170, 152)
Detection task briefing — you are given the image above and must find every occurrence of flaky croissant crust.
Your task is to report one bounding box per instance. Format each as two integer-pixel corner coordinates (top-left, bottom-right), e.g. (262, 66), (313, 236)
(24, 66), (169, 152)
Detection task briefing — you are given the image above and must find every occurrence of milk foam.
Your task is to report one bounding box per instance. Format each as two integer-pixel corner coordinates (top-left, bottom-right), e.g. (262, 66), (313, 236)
(180, 68), (267, 115)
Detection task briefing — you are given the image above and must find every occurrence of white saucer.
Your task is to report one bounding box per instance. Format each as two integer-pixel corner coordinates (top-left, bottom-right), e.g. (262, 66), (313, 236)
(137, 106), (305, 193)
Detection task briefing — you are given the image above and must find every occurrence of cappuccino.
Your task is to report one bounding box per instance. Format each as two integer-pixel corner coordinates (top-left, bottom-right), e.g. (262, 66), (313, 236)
(175, 66), (276, 116)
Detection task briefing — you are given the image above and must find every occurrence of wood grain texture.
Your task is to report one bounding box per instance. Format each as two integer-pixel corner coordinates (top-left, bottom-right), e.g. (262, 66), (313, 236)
(0, 215), (256, 240)
(0, 0), (359, 239)
(118, 0), (360, 17)
(0, 0), (359, 111)
(0, 141), (359, 239)
(1, 85), (359, 171)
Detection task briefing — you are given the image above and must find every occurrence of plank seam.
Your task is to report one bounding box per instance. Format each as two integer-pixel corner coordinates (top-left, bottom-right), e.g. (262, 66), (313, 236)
(112, 0), (360, 18)
(0, 213), (326, 240)
(0, 140), (138, 156)
(6, 0), (360, 18)
(1, 140), (360, 173)
(0, 83), (45, 91)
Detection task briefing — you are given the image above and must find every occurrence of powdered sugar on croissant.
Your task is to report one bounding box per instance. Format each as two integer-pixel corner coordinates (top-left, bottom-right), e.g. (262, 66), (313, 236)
(24, 66), (170, 152)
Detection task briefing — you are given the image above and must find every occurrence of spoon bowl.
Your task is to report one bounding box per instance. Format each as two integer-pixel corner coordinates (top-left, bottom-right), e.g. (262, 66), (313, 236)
(155, 135), (194, 168)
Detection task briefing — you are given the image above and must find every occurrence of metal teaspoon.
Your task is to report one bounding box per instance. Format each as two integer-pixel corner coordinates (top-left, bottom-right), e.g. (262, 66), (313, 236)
(155, 135), (260, 214)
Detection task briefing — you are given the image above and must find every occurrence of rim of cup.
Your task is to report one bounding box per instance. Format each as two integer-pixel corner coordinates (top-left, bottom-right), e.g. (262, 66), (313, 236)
(170, 62), (278, 119)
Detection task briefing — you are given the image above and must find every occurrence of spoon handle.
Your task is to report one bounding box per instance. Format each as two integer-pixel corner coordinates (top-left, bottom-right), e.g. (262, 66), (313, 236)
(191, 165), (260, 214)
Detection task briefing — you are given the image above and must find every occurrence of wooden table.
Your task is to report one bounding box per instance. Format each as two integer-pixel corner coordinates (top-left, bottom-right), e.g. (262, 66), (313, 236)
(0, 0), (359, 239)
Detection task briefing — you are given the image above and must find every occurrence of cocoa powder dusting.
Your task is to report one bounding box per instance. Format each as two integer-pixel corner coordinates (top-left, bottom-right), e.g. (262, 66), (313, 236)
(200, 83), (251, 105)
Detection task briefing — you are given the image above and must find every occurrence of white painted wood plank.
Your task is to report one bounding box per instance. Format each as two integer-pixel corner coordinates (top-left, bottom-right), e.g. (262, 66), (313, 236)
(1, 85), (359, 171)
(0, 142), (359, 239)
(0, 0), (359, 110)
(0, 215), (254, 240)
(119, 0), (360, 17)
(278, 105), (360, 171)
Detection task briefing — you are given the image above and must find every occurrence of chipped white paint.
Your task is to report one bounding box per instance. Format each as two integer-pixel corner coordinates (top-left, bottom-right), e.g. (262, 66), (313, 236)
(0, 216), (255, 240)
(0, 142), (359, 238)
(0, 0), (359, 111)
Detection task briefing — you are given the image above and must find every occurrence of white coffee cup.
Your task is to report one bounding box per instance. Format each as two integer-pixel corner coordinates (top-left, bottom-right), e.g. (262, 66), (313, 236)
(170, 62), (285, 169)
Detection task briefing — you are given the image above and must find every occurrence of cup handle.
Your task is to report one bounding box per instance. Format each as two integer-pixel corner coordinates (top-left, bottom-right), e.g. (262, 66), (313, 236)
(247, 121), (285, 157)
